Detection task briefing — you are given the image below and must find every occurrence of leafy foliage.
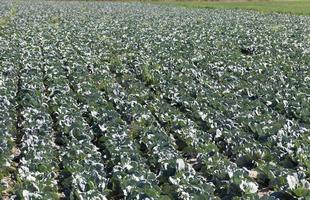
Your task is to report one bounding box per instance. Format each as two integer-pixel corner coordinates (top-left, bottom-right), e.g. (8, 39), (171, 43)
(0, 1), (309, 199)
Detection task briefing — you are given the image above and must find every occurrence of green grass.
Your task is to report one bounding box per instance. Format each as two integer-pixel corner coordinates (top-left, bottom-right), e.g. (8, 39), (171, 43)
(148, 0), (310, 15)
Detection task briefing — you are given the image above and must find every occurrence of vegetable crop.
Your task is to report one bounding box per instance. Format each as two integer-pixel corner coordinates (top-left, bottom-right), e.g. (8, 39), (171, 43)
(0, 1), (309, 199)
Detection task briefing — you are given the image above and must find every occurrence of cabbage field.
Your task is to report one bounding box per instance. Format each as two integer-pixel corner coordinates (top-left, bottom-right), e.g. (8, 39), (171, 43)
(0, 1), (309, 199)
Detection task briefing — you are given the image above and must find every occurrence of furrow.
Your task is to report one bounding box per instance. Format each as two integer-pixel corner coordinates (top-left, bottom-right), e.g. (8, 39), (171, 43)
(10, 64), (24, 196)
(13, 65), (23, 163)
